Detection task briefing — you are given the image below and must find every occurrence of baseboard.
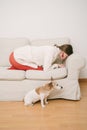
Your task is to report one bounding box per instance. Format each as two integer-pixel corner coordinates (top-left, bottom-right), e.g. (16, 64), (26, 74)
(79, 68), (87, 79)
(79, 78), (87, 82)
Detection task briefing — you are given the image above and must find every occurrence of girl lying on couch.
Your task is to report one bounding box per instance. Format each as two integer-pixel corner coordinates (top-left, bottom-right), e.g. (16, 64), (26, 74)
(9, 44), (73, 71)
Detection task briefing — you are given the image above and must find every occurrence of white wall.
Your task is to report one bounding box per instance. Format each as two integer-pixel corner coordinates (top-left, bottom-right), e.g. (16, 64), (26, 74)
(0, 0), (87, 78)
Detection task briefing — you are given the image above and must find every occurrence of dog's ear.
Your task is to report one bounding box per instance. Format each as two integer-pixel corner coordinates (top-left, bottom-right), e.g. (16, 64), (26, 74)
(48, 82), (53, 89)
(51, 76), (54, 81)
(49, 82), (52, 86)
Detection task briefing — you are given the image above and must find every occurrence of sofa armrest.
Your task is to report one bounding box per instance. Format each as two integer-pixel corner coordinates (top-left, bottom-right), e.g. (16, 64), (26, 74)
(66, 53), (85, 80)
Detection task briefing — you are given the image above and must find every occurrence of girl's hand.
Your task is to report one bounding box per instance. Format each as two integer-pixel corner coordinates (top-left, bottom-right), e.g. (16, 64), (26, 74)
(49, 63), (65, 70)
(58, 64), (65, 68)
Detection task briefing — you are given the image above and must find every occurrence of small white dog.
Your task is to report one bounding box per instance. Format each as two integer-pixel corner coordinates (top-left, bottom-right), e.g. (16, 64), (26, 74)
(24, 78), (63, 108)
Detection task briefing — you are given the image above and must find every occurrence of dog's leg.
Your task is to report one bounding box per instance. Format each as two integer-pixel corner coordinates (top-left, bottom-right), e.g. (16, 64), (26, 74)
(24, 100), (34, 106)
(40, 94), (45, 108)
(24, 102), (33, 106)
(44, 97), (48, 104)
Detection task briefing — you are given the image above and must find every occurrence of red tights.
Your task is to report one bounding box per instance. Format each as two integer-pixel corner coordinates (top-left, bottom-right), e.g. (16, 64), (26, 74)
(9, 52), (43, 71)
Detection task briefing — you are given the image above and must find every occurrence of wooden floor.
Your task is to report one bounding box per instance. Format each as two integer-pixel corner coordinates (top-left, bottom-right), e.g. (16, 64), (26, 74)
(0, 81), (87, 130)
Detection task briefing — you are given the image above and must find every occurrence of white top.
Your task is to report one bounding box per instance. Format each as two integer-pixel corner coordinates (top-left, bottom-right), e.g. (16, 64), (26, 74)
(14, 45), (60, 71)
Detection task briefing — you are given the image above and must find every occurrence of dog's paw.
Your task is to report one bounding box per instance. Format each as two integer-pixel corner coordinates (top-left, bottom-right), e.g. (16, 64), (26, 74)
(45, 101), (48, 104)
(42, 105), (46, 108)
(24, 102), (33, 106)
(24, 102), (29, 106)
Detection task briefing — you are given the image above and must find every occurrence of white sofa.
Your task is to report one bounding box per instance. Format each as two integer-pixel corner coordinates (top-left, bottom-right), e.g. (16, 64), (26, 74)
(0, 37), (85, 101)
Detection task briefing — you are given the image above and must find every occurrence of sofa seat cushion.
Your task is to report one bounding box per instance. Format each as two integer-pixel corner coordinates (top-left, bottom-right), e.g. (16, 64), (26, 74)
(0, 67), (25, 80)
(26, 67), (67, 80)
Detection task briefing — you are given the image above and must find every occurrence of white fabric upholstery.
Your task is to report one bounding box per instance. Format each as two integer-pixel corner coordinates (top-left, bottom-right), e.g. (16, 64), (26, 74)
(48, 78), (81, 100)
(66, 53), (86, 79)
(26, 68), (67, 80)
(0, 67), (25, 80)
(31, 37), (70, 46)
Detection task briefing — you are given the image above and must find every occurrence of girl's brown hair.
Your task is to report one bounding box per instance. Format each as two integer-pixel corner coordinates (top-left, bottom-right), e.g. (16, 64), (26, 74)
(54, 44), (73, 56)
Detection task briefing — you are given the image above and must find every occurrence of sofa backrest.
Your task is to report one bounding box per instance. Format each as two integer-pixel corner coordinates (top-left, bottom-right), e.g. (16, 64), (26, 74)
(0, 38), (30, 66)
(31, 37), (70, 46)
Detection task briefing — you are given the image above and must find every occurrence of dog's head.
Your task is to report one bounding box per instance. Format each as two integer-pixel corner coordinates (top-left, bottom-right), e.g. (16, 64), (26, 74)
(52, 81), (63, 90)
(45, 81), (63, 91)
(49, 77), (63, 90)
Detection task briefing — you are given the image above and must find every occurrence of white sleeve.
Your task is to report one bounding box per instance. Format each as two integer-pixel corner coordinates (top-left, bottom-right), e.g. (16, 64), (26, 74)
(43, 48), (55, 71)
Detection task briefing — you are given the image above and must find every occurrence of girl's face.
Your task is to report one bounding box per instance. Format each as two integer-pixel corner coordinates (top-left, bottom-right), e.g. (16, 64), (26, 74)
(59, 51), (68, 60)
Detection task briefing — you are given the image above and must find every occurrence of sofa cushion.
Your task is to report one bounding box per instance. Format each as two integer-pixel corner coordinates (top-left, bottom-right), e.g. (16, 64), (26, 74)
(0, 38), (30, 66)
(25, 68), (67, 80)
(0, 67), (25, 80)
